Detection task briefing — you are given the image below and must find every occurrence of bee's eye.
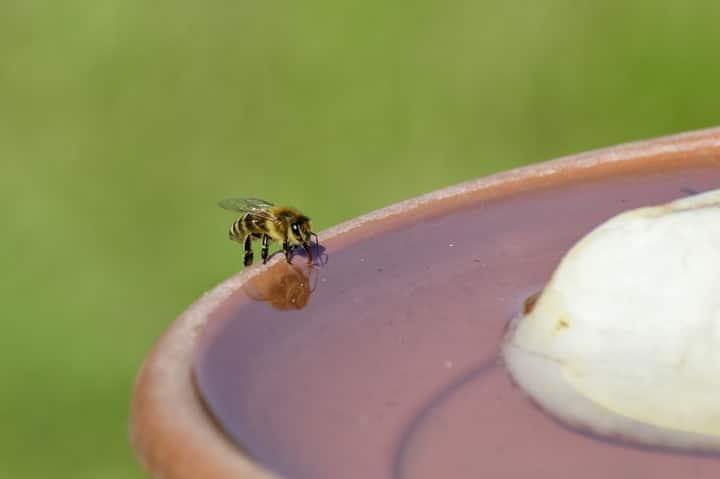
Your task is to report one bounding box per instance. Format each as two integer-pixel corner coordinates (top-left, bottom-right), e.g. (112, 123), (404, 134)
(291, 223), (300, 234)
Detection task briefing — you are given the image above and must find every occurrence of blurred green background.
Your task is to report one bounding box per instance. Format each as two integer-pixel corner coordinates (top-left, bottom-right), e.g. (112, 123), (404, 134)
(2, 1), (719, 477)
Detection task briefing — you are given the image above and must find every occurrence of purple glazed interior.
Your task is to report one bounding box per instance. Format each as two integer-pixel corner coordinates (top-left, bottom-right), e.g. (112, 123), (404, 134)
(194, 163), (720, 479)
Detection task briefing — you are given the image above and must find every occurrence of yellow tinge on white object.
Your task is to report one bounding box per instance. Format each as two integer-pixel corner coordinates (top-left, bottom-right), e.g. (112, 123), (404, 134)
(503, 189), (720, 451)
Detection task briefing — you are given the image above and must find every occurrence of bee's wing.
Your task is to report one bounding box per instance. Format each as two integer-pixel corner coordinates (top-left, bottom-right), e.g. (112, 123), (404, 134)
(217, 197), (281, 223)
(218, 197), (275, 212)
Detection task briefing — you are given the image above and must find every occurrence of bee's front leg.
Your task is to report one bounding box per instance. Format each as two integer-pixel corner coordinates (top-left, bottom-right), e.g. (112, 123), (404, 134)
(283, 240), (292, 264)
(303, 243), (313, 264)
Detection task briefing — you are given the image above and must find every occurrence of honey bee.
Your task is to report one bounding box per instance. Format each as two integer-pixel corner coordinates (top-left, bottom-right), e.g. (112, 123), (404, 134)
(218, 197), (318, 267)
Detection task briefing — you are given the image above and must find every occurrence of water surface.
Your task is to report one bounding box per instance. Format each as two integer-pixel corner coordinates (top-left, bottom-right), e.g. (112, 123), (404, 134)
(196, 164), (720, 478)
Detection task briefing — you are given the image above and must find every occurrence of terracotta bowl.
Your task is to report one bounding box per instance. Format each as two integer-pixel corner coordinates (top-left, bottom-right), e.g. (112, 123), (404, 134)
(130, 128), (720, 479)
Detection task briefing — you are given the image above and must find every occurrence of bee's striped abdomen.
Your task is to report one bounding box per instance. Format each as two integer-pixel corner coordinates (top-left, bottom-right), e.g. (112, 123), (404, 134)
(229, 215), (247, 242)
(229, 214), (270, 243)
(243, 214), (257, 234)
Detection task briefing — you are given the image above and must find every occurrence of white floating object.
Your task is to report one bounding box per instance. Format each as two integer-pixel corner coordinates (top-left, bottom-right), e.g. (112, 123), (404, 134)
(503, 189), (720, 452)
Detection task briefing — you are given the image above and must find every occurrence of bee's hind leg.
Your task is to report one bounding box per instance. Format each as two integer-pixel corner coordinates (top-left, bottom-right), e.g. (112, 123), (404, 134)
(243, 236), (254, 267)
(261, 234), (271, 264)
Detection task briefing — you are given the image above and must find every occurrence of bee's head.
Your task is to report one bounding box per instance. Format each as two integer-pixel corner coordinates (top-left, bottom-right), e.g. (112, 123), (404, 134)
(289, 216), (313, 245)
(290, 215), (320, 264)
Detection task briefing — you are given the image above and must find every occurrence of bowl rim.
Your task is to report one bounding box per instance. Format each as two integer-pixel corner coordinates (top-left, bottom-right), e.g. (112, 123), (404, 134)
(129, 127), (720, 479)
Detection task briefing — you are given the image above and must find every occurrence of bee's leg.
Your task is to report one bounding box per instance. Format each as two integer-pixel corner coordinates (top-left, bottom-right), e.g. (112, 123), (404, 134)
(261, 234), (271, 264)
(243, 236), (254, 267)
(283, 240), (292, 264)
